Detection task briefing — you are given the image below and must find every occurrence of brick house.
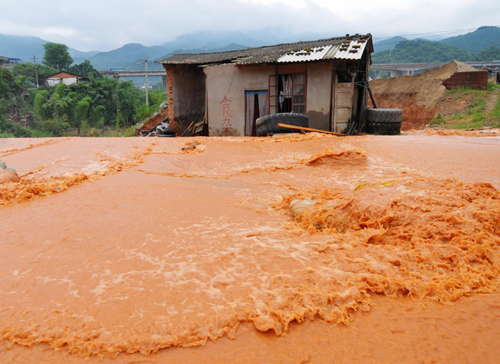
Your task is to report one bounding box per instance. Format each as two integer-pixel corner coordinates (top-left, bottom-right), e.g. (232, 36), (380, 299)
(157, 34), (374, 136)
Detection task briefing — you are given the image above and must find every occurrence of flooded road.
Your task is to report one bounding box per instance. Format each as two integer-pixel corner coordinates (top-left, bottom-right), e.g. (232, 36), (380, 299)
(1, 133), (500, 363)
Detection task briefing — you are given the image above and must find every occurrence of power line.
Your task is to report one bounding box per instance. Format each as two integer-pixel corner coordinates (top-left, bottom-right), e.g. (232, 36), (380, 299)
(375, 25), (500, 45)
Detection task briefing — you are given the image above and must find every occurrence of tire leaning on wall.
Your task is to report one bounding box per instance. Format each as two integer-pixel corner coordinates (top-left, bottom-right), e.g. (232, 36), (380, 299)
(365, 108), (403, 135)
(256, 113), (309, 136)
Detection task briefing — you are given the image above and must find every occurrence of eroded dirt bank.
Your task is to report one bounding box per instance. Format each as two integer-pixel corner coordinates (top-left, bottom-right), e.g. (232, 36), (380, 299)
(1, 133), (500, 363)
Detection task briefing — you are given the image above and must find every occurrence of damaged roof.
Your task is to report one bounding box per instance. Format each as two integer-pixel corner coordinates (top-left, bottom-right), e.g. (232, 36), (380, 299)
(158, 34), (372, 66)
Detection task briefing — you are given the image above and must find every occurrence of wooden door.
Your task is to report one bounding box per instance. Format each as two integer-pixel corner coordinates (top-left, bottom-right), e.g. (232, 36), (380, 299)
(331, 74), (354, 133)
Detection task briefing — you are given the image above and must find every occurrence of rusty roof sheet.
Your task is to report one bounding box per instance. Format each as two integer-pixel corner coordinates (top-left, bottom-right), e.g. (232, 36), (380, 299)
(158, 34), (372, 66)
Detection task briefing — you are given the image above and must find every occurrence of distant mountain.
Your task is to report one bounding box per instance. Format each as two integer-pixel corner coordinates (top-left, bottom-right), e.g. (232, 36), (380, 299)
(0, 33), (98, 63)
(439, 26), (500, 53)
(0, 34), (46, 61)
(374, 36), (407, 52)
(170, 43), (248, 56)
(86, 43), (248, 72)
(372, 39), (472, 64)
(1, 29), (360, 72)
(70, 49), (100, 64)
(88, 43), (168, 70)
(118, 43), (249, 87)
(82, 31), (260, 71)
(161, 31), (263, 51)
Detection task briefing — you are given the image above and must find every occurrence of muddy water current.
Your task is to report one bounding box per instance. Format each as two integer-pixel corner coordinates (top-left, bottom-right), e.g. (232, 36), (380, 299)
(1, 133), (500, 363)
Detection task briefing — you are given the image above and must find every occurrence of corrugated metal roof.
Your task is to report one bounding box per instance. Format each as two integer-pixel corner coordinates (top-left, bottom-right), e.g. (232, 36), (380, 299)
(329, 40), (368, 61)
(158, 34), (372, 66)
(277, 45), (333, 63)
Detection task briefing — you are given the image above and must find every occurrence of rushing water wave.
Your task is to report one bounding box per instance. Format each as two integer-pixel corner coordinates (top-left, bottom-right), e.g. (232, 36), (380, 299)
(1, 133), (499, 362)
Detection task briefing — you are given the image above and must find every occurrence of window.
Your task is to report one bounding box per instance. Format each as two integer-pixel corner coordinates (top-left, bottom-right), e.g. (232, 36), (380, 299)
(270, 73), (307, 115)
(292, 74), (306, 114)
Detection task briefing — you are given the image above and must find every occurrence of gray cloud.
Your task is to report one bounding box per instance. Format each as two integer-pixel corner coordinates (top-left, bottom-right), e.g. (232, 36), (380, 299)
(0, 0), (498, 51)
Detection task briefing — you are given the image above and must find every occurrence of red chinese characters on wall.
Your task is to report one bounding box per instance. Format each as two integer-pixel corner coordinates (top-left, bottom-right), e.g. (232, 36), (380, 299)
(220, 96), (233, 135)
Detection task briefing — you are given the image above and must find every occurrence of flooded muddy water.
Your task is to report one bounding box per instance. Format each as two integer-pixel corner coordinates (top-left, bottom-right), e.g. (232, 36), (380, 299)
(1, 133), (500, 363)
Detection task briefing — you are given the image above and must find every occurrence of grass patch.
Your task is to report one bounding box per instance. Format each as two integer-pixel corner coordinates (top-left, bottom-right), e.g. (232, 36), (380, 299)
(431, 83), (500, 130)
(488, 82), (500, 92)
(429, 113), (445, 126)
(102, 126), (137, 138)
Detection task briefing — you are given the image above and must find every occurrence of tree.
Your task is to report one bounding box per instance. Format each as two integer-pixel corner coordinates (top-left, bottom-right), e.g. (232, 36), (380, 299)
(89, 105), (106, 128)
(43, 43), (73, 71)
(43, 83), (69, 122)
(68, 60), (102, 79)
(475, 46), (500, 61)
(75, 97), (91, 135)
(0, 68), (16, 97)
(15, 76), (27, 95)
(34, 92), (50, 119)
(0, 69), (12, 99)
(13, 63), (36, 84)
(62, 92), (79, 129)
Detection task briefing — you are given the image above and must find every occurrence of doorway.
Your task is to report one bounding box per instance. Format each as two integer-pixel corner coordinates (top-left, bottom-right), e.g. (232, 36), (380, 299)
(245, 91), (269, 136)
(331, 72), (354, 133)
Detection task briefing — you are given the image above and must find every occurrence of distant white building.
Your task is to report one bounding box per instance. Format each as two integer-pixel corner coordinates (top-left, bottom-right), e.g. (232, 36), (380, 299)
(45, 71), (88, 86)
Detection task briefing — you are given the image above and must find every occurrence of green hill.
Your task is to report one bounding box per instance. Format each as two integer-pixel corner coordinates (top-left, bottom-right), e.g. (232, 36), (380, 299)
(372, 39), (472, 64)
(88, 43), (167, 70)
(373, 36), (407, 52)
(439, 26), (500, 53)
(0, 33), (97, 63)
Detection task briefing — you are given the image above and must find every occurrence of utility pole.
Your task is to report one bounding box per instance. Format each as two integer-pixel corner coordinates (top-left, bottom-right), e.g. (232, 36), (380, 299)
(145, 57), (148, 106)
(136, 57), (149, 106)
(32, 55), (39, 88)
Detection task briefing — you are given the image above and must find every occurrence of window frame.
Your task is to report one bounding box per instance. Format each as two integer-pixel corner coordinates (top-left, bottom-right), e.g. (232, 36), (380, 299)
(269, 72), (307, 115)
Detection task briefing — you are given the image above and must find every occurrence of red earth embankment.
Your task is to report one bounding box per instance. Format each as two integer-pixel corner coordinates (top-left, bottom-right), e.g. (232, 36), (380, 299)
(370, 61), (486, 130)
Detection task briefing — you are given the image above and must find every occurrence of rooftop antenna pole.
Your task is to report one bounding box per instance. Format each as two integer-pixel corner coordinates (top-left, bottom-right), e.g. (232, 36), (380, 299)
(32, 55), (39, 88)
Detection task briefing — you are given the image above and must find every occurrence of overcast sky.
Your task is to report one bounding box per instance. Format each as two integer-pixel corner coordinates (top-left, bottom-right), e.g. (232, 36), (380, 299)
(1, 0), (499, 51)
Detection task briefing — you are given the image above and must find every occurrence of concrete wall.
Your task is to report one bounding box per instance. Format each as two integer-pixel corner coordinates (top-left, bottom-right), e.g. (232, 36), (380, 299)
(306, 62), (332, 130)
(204, 62), (335, 136)
(204, 64), (274, 136)
(166, 65), (206, 134)
(46, 77), (79, 86)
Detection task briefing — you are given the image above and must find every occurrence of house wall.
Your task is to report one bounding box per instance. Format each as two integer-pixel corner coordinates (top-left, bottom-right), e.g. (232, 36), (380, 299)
(46, 77), (78, 86)
(204, 64), (274, 136)
(204, 62), (334, 136)
(306, 62), (332, 130)
(165, 64), (206, 134)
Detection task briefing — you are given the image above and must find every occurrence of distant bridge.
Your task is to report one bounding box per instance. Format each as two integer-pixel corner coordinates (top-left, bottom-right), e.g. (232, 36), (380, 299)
(371, 61), (500, 77)
(99, 70), (166, 88)
(99, 62), (500, 81)
(100, 70), (166, 77)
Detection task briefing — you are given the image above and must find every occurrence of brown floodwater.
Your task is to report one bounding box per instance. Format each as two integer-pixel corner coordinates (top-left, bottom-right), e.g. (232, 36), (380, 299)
(1, 132), (500, 363)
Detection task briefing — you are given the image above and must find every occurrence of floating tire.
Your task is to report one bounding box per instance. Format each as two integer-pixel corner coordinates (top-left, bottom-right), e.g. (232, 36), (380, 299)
(365, 108), (403, 135)
(256, 113), (308, 136)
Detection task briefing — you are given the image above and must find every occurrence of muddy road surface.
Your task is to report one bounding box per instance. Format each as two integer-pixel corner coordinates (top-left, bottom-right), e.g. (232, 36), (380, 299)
(1, 133), (500, 363)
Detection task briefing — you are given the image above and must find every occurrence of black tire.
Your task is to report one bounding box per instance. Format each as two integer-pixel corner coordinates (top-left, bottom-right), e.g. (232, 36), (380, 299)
(365, 108), (403, 123)
(366, 121), (402, 135)
(365, 108), (402, 135)
(256, 113), (308, 136)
